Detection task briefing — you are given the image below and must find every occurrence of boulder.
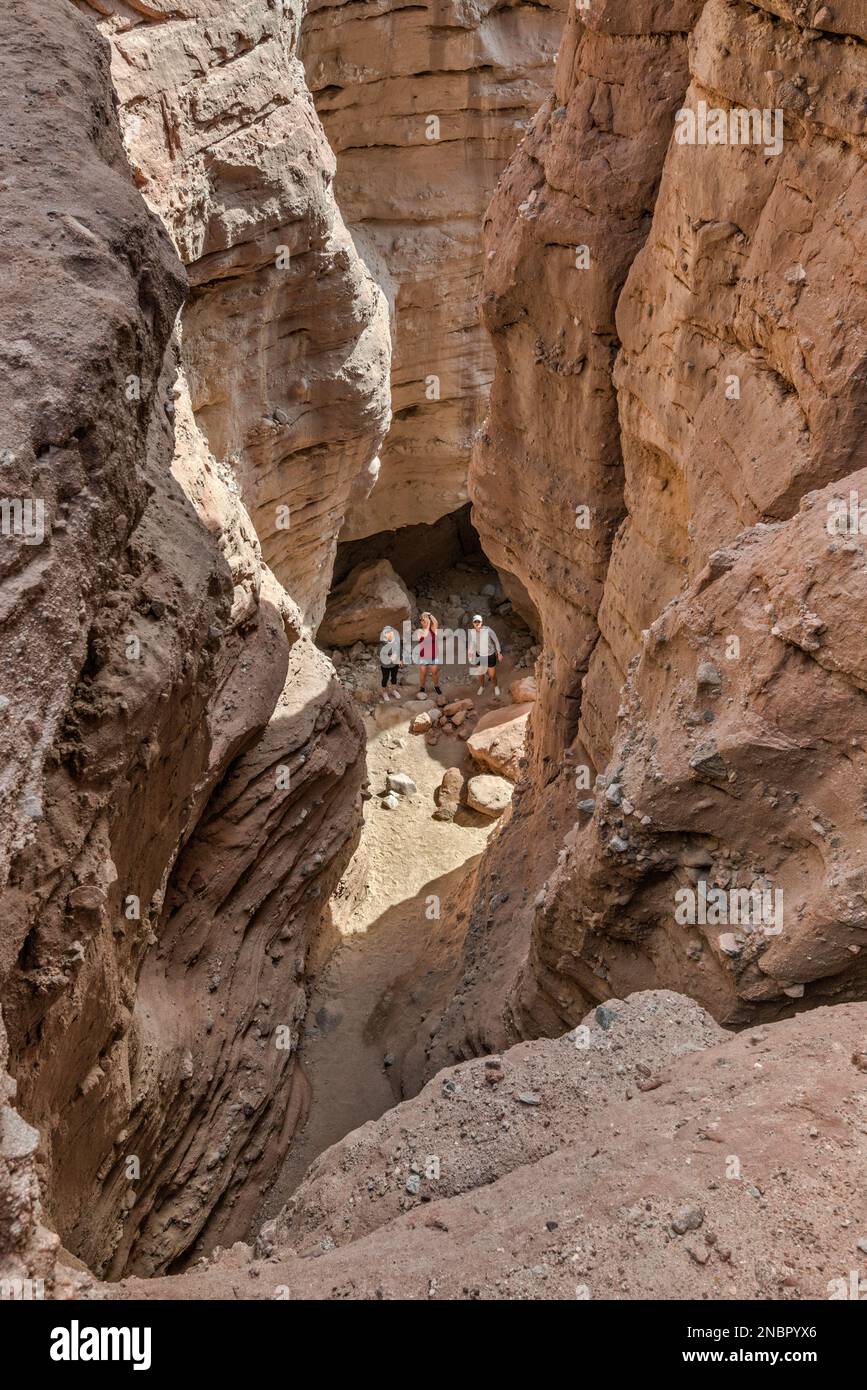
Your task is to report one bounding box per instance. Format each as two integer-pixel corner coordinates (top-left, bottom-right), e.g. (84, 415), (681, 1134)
(433, 767), (465, 822)
(318, 560), (412, 647)
(510, 676), (538, 704)
(467, 704), (529, 781)
(443, 698), (473, 717)
(410, 711), (432, 734)
(467, 774), (513, 817)
(386, 772), (417, 797)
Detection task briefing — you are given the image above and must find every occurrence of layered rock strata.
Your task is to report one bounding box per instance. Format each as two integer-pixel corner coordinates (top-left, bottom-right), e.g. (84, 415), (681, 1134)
(301, 0), (568, 540)
(1, 0), (377, 1282)
(78, 0), (392, 629)
(440, 0), (867, 1052)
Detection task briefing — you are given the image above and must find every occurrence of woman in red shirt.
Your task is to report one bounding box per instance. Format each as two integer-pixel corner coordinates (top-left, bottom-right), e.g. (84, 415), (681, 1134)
(415, 612), (443, 698)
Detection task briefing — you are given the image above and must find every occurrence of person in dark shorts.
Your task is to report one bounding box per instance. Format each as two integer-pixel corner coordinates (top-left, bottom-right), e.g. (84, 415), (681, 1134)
(469, 614), (502, 696)
(379, 625), (403, 701)
(415, 611), (443, 698)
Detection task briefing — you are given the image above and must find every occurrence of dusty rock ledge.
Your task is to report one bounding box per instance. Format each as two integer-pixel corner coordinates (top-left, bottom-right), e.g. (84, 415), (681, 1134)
(99, 994), (867, 1301)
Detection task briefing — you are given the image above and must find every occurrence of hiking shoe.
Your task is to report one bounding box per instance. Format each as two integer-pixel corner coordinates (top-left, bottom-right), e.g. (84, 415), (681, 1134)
(494, 685), (501, 696)
(391, 688), (401, 699)
(477, 684), (485, 696)
(434, 685), (443, 695)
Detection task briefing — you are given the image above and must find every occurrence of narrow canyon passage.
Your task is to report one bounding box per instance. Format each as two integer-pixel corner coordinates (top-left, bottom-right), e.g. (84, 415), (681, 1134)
(3, 0), (867, 1320)
(257, 550), (536, 1221)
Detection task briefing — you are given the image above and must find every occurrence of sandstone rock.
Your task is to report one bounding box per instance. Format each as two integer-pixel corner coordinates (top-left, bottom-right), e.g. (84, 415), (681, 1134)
(0, 0), (374, 1282)
(301, 0), (565, 540)
(82, 0), (391, 628)
(7, 0), (867, 1312)
(436, 0), (867, 1053)
(467, 705), (530, 781)
(0, 1007), (68, 1297)
(107, 997), (867, 1303)
(433, 767), (465, 823)
(468, 0), (697, 771)
(386, 772), (417, 798)
(410, 712), (432, 734)
(467, 775), (513, 818)
(510, 676), (538, 704)
(319, 561), (412, 647)
(443, 698), (474, 717)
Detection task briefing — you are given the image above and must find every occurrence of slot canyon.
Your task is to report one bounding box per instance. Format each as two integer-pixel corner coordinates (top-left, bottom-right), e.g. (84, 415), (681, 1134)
(1, 0), (866, 1314)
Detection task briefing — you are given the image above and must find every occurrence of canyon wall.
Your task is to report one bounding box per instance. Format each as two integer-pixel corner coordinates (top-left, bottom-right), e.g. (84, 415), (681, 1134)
(1, 0), (385, 1284)
(79, 0), (391, 630)
(301, 0), (568, 541)
(434, 0), (867, 1059)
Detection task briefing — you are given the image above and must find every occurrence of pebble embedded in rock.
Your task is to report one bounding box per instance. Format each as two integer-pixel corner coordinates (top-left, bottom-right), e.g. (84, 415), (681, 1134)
(671, 1205), (704, 1235)
(696, 661), (721, 692)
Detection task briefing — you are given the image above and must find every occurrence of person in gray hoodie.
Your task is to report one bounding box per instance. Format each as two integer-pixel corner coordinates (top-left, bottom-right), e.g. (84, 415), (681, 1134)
(379, 625), (403, 701)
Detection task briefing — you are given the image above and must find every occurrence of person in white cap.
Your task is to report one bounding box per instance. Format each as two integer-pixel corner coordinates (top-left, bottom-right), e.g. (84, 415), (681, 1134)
(468, 615), (502, 697)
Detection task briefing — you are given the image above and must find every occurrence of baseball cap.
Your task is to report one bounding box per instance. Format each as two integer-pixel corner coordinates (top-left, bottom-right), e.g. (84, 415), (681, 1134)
(472, 614), (483, 623)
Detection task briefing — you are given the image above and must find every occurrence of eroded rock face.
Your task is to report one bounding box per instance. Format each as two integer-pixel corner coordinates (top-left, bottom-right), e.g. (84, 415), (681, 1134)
(319, 559), (412, 648)
(439, 0), (867, 1051)
(0, 1009), (66, 1298)
(1, 0), (372, 1279)
(470, 0), (701, 772)
(301, 0), (567, 540)
(76, 0), (392, 630)
(87, 632), (365, 1277)
(109, 995), (867, 1300)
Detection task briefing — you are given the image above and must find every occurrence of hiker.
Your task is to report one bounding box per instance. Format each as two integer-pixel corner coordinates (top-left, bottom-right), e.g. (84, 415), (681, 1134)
(379, 625), (403, 701)
(469, 614), (502, 696)
(415, 611), (443, 698)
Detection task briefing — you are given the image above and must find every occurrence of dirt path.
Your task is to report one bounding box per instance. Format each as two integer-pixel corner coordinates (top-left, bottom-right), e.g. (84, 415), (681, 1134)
(259, 650), (520, 1220)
